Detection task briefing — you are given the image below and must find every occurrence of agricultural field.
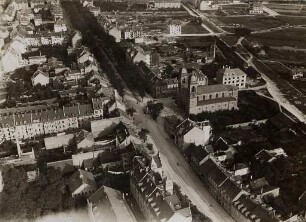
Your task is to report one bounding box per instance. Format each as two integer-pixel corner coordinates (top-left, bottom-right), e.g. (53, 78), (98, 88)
(265, 3), (306, 16)
(211, 15), (286, 31)
(247, 27), (306, 48)
(182, 21), (210, 34)
(204, 4), (250, 16)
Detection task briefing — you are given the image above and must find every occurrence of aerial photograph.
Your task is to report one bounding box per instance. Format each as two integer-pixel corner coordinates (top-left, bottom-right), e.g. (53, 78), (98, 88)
(0, 0), (305, 221)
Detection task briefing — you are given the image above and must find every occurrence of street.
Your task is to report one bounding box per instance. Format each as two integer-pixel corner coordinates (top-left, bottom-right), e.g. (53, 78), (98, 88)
(124, 94), (235, 222)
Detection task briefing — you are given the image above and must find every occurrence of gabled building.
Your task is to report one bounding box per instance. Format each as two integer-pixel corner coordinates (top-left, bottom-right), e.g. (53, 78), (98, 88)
(68, 169), (97, 198)
(216, 67), (247, 89)
(87, 186), (136, 222)
(164, 116), (212, 150)
(130, 155), (192, 222)
(31, 70), (50, 86)
(76, 129), (95, 150)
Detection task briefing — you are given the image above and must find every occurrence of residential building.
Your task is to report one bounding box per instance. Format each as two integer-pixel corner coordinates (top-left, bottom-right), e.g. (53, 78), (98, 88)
(168, 20), (182, 36)
(47, 159), (75, 175)
(249, 0), (263, 14)
(0, 104), (94, 141)
(76, 129), (95, 150)
(54, 20), (67, 33)
(130, 155), (192, 222)
(34, 14), (42, 26)
(68, 169), (97, 198)
(31, 70), (50, 86)
(153, 0), (181, 8)
(28, 55), (47, 65)
(123, 26), (143, 40)
(137, 61), (178, 98)
(216, 67), (247, 89)
(87, 186), (136, 222)
(164, 117), (212, 151)
(92, 97), (110, 118)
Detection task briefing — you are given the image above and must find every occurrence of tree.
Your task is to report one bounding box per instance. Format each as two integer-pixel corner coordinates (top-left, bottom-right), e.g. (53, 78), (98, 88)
(138, 128), (149, 142)
(147, 102), (164, 120)
(126, 107), (136, 117)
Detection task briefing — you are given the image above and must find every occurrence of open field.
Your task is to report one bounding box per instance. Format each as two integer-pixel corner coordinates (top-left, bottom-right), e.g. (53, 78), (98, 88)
(259, 48), (306, 65)
(205, 4), (250, 16)
(278, 15), (306, 25)
(211, 15), (286, 31)
(247, 27), (306, 48)
(182, 21), (210, 34)
(266, 3), (306, 15)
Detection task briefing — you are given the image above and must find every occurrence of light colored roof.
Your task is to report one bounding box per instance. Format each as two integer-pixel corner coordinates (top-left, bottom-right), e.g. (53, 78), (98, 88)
(220, 68), (246, 77)
(44, 133), (75, 150)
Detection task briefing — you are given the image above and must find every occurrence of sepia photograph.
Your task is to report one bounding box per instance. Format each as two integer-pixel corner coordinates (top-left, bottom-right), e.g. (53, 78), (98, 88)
(0, 0), (305, 221)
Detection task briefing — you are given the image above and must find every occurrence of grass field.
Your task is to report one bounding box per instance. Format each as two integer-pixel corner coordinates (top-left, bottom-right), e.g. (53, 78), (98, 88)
(266, 4), (306, 16)
(182, 21), (210, 34)
(211, 16), (285, 31)
(248, 27), (306, 48)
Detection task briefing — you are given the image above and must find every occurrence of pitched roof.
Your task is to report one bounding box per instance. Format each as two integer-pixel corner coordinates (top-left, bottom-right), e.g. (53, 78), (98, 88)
(220, 179), (244, 201)
(47, 159), (75, 175)
(197, 84), (237, 95)
(76, 129), (94, 145)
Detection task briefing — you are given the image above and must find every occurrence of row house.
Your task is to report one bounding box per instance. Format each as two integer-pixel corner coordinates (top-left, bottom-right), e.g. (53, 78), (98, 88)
(0, 104), (94, 141)
(130, 155), (192, 222)
(137, 61), (178, 98)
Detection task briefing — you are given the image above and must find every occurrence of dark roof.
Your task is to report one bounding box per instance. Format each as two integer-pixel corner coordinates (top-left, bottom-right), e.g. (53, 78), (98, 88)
(199, 158), (216, 176)
(98, 151), (121, 164)
(190, 145), (209, 163)
(68, 169), (96, 194)
(220, 179), (243, 201)
(214, 137), (230, 152)
(47, 159), (75, 175)
(114, 122), (130, 144)
(269, 112), (295, 130)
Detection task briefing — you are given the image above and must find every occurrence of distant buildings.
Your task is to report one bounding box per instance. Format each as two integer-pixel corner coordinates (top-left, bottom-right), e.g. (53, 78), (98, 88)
(130, 155), (192, 222)
(249, 0), (263, 14)
(216, 67), (247, 89)
(168, 20), (182, 36)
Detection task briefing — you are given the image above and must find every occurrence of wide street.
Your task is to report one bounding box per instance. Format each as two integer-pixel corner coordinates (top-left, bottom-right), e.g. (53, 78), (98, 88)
(124, 94), (235, 222)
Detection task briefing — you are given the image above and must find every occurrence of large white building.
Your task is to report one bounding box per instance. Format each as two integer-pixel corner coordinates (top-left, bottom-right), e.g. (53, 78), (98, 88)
(168, 20), (182, 36)
(216, 67), (247, 89)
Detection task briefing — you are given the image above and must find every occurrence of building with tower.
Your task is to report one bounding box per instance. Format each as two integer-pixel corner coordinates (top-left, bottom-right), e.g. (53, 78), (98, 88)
(179, 66), (238, 114)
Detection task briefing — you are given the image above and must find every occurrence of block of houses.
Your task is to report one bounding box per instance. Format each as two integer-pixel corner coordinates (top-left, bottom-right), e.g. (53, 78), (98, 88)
(76, 129), (95, 150)
(31, 70), (50, 86)
(87, 186), (136, 222)
(92, 97), (110, 118)
(164, 117), (212, 150)
(28, 55), (47, 65)
(68, 169), (97, 198)
(130, 156), (192, 222)
(54, 20), (67, 33)
(216, 67), (247, 89)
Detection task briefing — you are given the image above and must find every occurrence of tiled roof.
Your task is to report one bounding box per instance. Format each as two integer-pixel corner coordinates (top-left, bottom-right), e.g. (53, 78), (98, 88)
(197, 84), (238, 95)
